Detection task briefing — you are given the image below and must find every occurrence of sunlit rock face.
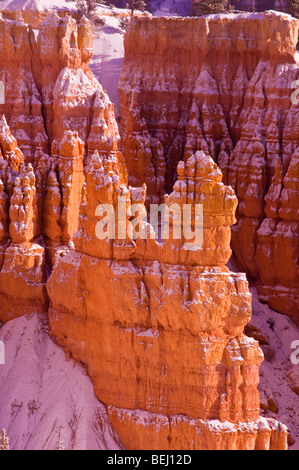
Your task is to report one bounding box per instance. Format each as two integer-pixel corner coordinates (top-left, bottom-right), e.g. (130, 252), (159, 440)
(0, 11), (122, 321)
(118, 11), (299, 325)
(192, 0), (290, 13)
(0, 11), (289, 450)
(47, 148), (287, 450)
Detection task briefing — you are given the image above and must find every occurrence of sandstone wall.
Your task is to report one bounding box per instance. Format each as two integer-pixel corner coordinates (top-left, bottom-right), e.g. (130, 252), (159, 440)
(0, 11), (121, 321)
(47, 147), (288, 450)
(118, 11), (299, 324)
(0, 11), (288, 450)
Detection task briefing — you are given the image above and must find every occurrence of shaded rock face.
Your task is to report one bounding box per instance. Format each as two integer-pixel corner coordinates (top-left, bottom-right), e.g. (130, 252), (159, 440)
(118, 12), (299, 325)
(0, 11), (288, 450)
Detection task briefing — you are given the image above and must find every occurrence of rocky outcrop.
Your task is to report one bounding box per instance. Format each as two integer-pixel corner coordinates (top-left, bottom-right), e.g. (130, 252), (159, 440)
(47, 148), (287, 450)
(0, 10), (289, 450)
(118, 11), (299, 324)
(0, 11), (120, 320)
(0, 9), (119, 166)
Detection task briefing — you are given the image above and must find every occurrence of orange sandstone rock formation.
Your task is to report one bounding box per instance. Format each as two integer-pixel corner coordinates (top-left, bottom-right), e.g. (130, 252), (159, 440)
(0, 9), (118, 166)
(118, 11), (299, 324)
(47, 148), (287, 450)
(0, 11), (120, 320)
(0, 11), (288, 450)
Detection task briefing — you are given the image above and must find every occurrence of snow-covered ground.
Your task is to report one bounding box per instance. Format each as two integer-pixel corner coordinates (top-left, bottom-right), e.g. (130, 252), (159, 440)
(0, 314), (122, 450)
(90, 14), (125, 119)
(251, 287), (299, 450)
(228, 257), (299, 450)
(0, 0), (192, 14)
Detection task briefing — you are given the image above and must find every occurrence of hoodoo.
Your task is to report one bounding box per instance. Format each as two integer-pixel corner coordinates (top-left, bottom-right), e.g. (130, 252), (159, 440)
(0, 7), (295, 450)
(118, 12), (299, 325)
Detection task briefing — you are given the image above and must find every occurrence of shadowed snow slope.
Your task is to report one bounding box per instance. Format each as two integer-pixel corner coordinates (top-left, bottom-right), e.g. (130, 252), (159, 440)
(0, 314), (122, 450)
(250, 287), (299, 450)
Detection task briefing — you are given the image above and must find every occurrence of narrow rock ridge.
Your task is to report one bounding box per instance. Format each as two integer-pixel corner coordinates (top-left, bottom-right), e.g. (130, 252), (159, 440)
(118, 11), (299, 324)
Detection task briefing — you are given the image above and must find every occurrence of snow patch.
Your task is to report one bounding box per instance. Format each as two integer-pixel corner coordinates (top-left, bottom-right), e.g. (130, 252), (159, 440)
(0, 314), (122, 450)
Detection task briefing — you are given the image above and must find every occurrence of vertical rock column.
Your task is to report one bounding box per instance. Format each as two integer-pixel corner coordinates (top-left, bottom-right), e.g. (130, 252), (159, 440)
(0, 164), (47, 321)
(47, 151), (288, 450)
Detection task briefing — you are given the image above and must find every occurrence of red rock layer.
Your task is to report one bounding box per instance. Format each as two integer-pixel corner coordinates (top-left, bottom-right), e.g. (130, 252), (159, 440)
(0, 11), (121, 320)
(47, 148), (287, 450)
(0, 11), (288, 450)
(118, 11), (299, 324)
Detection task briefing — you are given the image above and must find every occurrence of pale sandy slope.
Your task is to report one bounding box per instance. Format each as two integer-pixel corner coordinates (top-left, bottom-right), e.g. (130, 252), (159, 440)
(0, 314), (122, 450)
(0, 0), (191, 117)
(251, 288), (299, 450)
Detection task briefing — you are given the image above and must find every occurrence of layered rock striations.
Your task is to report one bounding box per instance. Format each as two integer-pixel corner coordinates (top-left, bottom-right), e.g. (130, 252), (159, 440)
(47, 148), (287, 450)
(118, 11), (299, 324)
(0, 11), (288, 450)
(0, 9), (119, 164)
(0, 11), (121, 320)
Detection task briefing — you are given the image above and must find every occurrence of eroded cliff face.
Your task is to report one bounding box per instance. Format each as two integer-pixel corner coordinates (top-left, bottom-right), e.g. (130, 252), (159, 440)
(118, 11), (299, 325)
(0, 11), (122, 321)
(0, 11), (288, 450)
(47, 147), (287, 450)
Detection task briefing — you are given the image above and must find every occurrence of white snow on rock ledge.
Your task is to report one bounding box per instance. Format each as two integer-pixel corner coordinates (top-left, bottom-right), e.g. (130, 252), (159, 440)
(0, 313), (122, 450)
